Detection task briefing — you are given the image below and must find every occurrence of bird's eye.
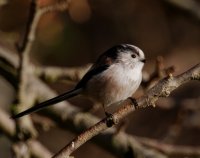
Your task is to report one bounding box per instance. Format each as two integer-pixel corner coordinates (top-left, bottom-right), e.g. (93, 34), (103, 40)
(131, 54), (136, 58)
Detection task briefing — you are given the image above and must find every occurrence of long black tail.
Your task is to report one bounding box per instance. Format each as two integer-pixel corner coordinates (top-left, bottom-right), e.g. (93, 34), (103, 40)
(11, 88), (82, 119)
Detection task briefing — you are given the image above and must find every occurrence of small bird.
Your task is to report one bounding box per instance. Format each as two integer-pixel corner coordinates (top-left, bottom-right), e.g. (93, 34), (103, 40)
(12, 44), (145, 119)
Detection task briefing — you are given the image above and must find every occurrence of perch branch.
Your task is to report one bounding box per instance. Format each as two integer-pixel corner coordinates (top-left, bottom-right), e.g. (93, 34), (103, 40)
(31, 70), (166, 158)
(52, 63), (200, 158)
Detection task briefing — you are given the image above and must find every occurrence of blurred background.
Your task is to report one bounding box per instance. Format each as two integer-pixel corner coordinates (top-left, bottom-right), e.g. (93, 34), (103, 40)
(0, 0), (200, 157)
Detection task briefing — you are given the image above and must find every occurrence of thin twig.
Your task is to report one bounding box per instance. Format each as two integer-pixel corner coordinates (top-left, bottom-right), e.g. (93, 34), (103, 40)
(142, 56), (175, 89)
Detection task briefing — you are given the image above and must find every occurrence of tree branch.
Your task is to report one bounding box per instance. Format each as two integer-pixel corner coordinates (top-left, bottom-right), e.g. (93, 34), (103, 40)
(27, 76), (166, 158)
(12, 0), (72, 141)
(0, 0), (71, 157)
(0, 108), (53, 158)
(1, 42), (200, 158)
(52, 63), (200, 158)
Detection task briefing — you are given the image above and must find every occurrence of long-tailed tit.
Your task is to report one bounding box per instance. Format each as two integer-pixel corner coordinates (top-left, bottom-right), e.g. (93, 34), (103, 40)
(12, 44), (146, 119)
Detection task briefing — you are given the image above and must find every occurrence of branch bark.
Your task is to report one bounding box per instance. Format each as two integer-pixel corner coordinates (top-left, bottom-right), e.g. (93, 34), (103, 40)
(31, 75), (167, 158)
(52, 63), (200, 158)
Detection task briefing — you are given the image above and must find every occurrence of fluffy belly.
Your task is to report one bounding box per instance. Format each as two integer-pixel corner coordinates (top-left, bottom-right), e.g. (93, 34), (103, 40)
(83, 69), (142, 106)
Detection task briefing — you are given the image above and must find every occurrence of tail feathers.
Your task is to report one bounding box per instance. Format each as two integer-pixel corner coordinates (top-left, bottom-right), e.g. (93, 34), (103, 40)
(11, 88), (82, 119)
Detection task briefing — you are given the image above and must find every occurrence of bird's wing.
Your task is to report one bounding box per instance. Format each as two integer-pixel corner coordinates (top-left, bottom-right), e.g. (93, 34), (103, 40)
(75, 65), (109, 89)
(75, 53), (114, 89)
(12, 46), (118, 119)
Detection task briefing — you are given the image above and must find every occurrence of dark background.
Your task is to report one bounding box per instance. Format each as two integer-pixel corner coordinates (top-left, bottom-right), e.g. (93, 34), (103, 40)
(0, 0), (200, 157)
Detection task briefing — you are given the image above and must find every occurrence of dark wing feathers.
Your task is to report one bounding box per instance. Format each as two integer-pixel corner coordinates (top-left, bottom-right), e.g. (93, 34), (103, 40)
(76, 45), (128, 88)
(75, 62), (109, 89)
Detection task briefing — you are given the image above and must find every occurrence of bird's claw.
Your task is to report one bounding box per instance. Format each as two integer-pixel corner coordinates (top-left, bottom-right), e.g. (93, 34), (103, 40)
(105, 112), (118, 127)
(128, 97), (138, 108)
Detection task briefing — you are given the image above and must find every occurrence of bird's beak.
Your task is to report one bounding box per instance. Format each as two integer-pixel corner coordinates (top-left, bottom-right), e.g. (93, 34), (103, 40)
(141, 58), (146, 63)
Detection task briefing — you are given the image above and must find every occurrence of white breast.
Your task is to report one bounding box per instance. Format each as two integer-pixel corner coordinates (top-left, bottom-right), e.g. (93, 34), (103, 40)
(84, 63), (143, 107)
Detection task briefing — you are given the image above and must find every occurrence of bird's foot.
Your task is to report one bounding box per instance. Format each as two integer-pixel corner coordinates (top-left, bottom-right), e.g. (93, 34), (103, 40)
(128, 97), (138, 108)
(105, 112), (118, 127)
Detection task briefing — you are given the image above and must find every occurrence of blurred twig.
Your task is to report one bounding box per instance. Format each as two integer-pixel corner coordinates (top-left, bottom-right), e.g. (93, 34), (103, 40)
(142, 56), (175, 89)
(0, 108), (53, 158)
(0, 0), (8, 6)
(135, 136), (200, 157)
(165, 0), (200, 19)
(13, 0), (38, 143)
(0, 0), (71, 157)
(14, 0), (71, 141)
(35, 65), (91, 83)
(161, 97), (200, 144)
